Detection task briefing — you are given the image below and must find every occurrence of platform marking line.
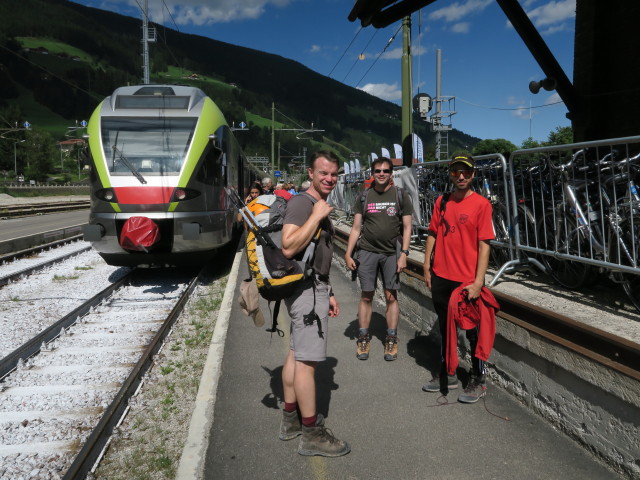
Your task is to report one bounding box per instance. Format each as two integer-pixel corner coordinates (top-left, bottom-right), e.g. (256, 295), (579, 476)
(175, 250), (242, 480)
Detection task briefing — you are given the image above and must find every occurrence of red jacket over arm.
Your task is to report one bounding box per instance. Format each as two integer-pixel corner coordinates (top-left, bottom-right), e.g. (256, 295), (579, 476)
(446, 285), (500, 375)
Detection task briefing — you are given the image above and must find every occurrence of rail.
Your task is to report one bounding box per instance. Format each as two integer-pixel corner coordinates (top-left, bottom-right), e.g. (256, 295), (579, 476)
(0, 200), (90, 218)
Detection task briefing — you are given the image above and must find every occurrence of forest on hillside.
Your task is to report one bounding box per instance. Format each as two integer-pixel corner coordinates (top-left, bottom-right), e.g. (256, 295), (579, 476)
(0, 0), (479, 177)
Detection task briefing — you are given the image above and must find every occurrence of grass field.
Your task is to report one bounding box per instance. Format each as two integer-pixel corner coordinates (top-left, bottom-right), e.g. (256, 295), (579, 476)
(16, 37), (94, 64)
(158, 66), (231, 90)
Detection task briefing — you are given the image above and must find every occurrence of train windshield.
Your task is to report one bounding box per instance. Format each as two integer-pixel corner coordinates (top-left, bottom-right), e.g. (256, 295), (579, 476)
(101, 117), (197, 177)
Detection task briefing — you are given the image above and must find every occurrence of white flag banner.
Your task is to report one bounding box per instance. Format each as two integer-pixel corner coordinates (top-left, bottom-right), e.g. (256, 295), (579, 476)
(371, 152), (378, 162)
(381, 147), (391, 159)
(344, 162), (351, 175)
(412, 133), (424, 163)
(393, 144), (403, 160)
(391, 167), (421, 225)
(354, 159), (361, 172)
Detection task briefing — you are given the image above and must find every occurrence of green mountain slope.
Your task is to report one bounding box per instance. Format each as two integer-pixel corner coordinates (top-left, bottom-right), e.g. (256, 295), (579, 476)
(0, 0), (479, 169)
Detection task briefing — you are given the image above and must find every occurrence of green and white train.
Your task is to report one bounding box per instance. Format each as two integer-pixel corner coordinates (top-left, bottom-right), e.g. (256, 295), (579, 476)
(82, 84), (259, 266)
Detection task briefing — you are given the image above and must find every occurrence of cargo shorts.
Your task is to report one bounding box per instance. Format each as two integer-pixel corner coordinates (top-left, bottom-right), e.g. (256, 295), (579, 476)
(284, 278), (330, 362)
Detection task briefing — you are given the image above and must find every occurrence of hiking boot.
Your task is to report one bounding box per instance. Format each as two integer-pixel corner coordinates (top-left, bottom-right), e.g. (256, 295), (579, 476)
(279, 409), (302, 441)
(298, 415), (350, 457)
(421, 374), (459, 393)
(383, 335), (398, 361)
(457, 376), (487, 404)
(356, 333), (371, 360)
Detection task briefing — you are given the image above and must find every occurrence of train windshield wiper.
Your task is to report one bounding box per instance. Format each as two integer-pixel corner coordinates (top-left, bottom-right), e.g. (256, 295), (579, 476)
(111, 143), (147, 184)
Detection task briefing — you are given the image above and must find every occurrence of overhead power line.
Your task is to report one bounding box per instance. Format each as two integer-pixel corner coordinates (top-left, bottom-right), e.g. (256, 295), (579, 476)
(0, 44), (102, 101)
(342, 29), (379, 83)
(354, 24), (402, 88)
(456, 96), (565, 111)
(327, 26), (363, 78)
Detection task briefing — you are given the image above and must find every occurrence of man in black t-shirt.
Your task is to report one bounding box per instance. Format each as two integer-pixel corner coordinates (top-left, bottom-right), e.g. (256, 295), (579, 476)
(344, 157), (413, 361)
(278, 150), (350, 457)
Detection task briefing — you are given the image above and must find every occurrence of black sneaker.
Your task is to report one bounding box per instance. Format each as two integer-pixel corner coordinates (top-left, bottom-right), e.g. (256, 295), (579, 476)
(421, 374), (459, 393)
(457, 376), (487, 403)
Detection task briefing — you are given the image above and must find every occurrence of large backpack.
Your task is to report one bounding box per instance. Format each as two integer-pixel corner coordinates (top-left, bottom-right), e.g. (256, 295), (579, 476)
(235, 192), (321, 335)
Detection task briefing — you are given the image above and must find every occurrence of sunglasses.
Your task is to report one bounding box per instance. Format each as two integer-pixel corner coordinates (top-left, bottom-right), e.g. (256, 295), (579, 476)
(449, 169), (473, 179)
(373, 169), (392, 174)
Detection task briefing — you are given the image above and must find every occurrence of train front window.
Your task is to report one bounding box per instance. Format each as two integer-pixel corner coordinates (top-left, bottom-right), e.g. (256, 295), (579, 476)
(102, 117), (197, 176)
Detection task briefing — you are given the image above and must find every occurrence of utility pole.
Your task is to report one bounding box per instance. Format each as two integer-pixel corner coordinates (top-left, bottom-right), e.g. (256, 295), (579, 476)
(431, 49), (455, 161)
(141, 0), (156, 84)
(271, 102), (275, 174)
(401, 15), (413, 166)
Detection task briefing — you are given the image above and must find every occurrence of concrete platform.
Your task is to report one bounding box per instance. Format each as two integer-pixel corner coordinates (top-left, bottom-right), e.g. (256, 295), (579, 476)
(178, 250), (622, 479)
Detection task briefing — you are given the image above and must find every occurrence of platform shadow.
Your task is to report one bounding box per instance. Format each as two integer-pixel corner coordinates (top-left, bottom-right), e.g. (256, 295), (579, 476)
(260, 357), (339, 419)
(343, 312), (389, 347)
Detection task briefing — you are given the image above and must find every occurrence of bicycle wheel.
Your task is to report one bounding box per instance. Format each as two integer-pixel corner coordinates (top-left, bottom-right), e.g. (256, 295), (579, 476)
(538, 210), (592, 289)
(490, 204), (511, 269)
(614, 214), (640, 312)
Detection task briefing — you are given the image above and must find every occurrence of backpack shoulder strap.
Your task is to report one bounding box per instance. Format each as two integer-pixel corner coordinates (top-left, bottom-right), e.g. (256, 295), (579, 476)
(359, 188), (370, 218)
(394, 186), (405, 218)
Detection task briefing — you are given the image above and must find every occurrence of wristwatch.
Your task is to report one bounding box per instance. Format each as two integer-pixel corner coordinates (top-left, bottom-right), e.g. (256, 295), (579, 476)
(401, 249), (410, 256)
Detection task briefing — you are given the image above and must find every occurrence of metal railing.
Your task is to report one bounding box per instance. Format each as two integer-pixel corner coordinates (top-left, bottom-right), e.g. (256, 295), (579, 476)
(331, 136), (640, 311)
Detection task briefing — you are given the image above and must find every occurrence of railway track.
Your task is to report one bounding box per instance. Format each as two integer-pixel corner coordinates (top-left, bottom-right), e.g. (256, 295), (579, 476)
(0, 201), (90, 219)
(0, 267), (204, 479)
(333, 228), (640, 381)
(0, 238), (91, 287)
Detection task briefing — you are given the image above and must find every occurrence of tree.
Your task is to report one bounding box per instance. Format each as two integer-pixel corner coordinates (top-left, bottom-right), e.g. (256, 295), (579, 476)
(22, 130), (55, 181)
(545, 126), (573, 146)
(472, 138), (517, 156)
(521, 137), (542, 149)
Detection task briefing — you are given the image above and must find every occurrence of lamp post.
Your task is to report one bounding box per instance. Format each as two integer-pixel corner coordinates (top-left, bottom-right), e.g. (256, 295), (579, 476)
(14, 140), (25, 177)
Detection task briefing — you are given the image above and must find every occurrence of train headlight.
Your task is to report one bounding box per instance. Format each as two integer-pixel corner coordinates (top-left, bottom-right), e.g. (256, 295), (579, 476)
(171, 188), (200, 202)
(96, 188), (118, 202)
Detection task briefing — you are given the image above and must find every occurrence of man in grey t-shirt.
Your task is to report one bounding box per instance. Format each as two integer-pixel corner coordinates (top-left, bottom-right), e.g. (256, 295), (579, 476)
(344, 157), (413, 361)
(278, 150), (350, 457)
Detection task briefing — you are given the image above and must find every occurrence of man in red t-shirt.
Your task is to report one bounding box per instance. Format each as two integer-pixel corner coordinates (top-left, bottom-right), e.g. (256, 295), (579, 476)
(422, 153), (494, 403)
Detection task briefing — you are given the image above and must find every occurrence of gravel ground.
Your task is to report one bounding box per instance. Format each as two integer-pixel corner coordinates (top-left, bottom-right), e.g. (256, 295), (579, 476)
(90, 270), (228, 480)
(0, 245), (129, 357)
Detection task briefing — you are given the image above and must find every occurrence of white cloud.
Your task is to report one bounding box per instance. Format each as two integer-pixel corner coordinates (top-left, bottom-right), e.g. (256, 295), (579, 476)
(381, 47), (403, 60)
(512, 105), (531, 119)
(428, 0), (492, 23)
(451, 22), (471, 34)
(507, 95), (525, 106)
(358, 82), (402, 101)
(506, 0), (575, 33)
(544, 92), (563, 105)
(136, 0), (294, 26)
(379, 43), (427, 61)
(527, 0), (575, 28)
(309, 45), (321, 53)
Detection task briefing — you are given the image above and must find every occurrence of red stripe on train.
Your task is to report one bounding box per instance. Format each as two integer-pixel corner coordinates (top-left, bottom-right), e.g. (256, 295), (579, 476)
(113, 187), (175, 204)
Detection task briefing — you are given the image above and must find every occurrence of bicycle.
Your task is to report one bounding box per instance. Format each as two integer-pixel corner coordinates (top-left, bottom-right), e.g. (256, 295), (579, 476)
(538, 148), (640, 310)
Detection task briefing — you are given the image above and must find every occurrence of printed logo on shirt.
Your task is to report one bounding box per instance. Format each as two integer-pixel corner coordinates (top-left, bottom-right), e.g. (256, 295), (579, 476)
(459, 214), (469, 224)
(365, 201), (396, 215)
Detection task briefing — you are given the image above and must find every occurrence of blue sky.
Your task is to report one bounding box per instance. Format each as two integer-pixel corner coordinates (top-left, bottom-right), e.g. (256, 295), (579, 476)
(70, 0), (575, 147)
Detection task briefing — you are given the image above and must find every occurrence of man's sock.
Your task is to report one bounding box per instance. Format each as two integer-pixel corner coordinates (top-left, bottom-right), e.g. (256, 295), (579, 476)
(301, 415), (317, 427)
